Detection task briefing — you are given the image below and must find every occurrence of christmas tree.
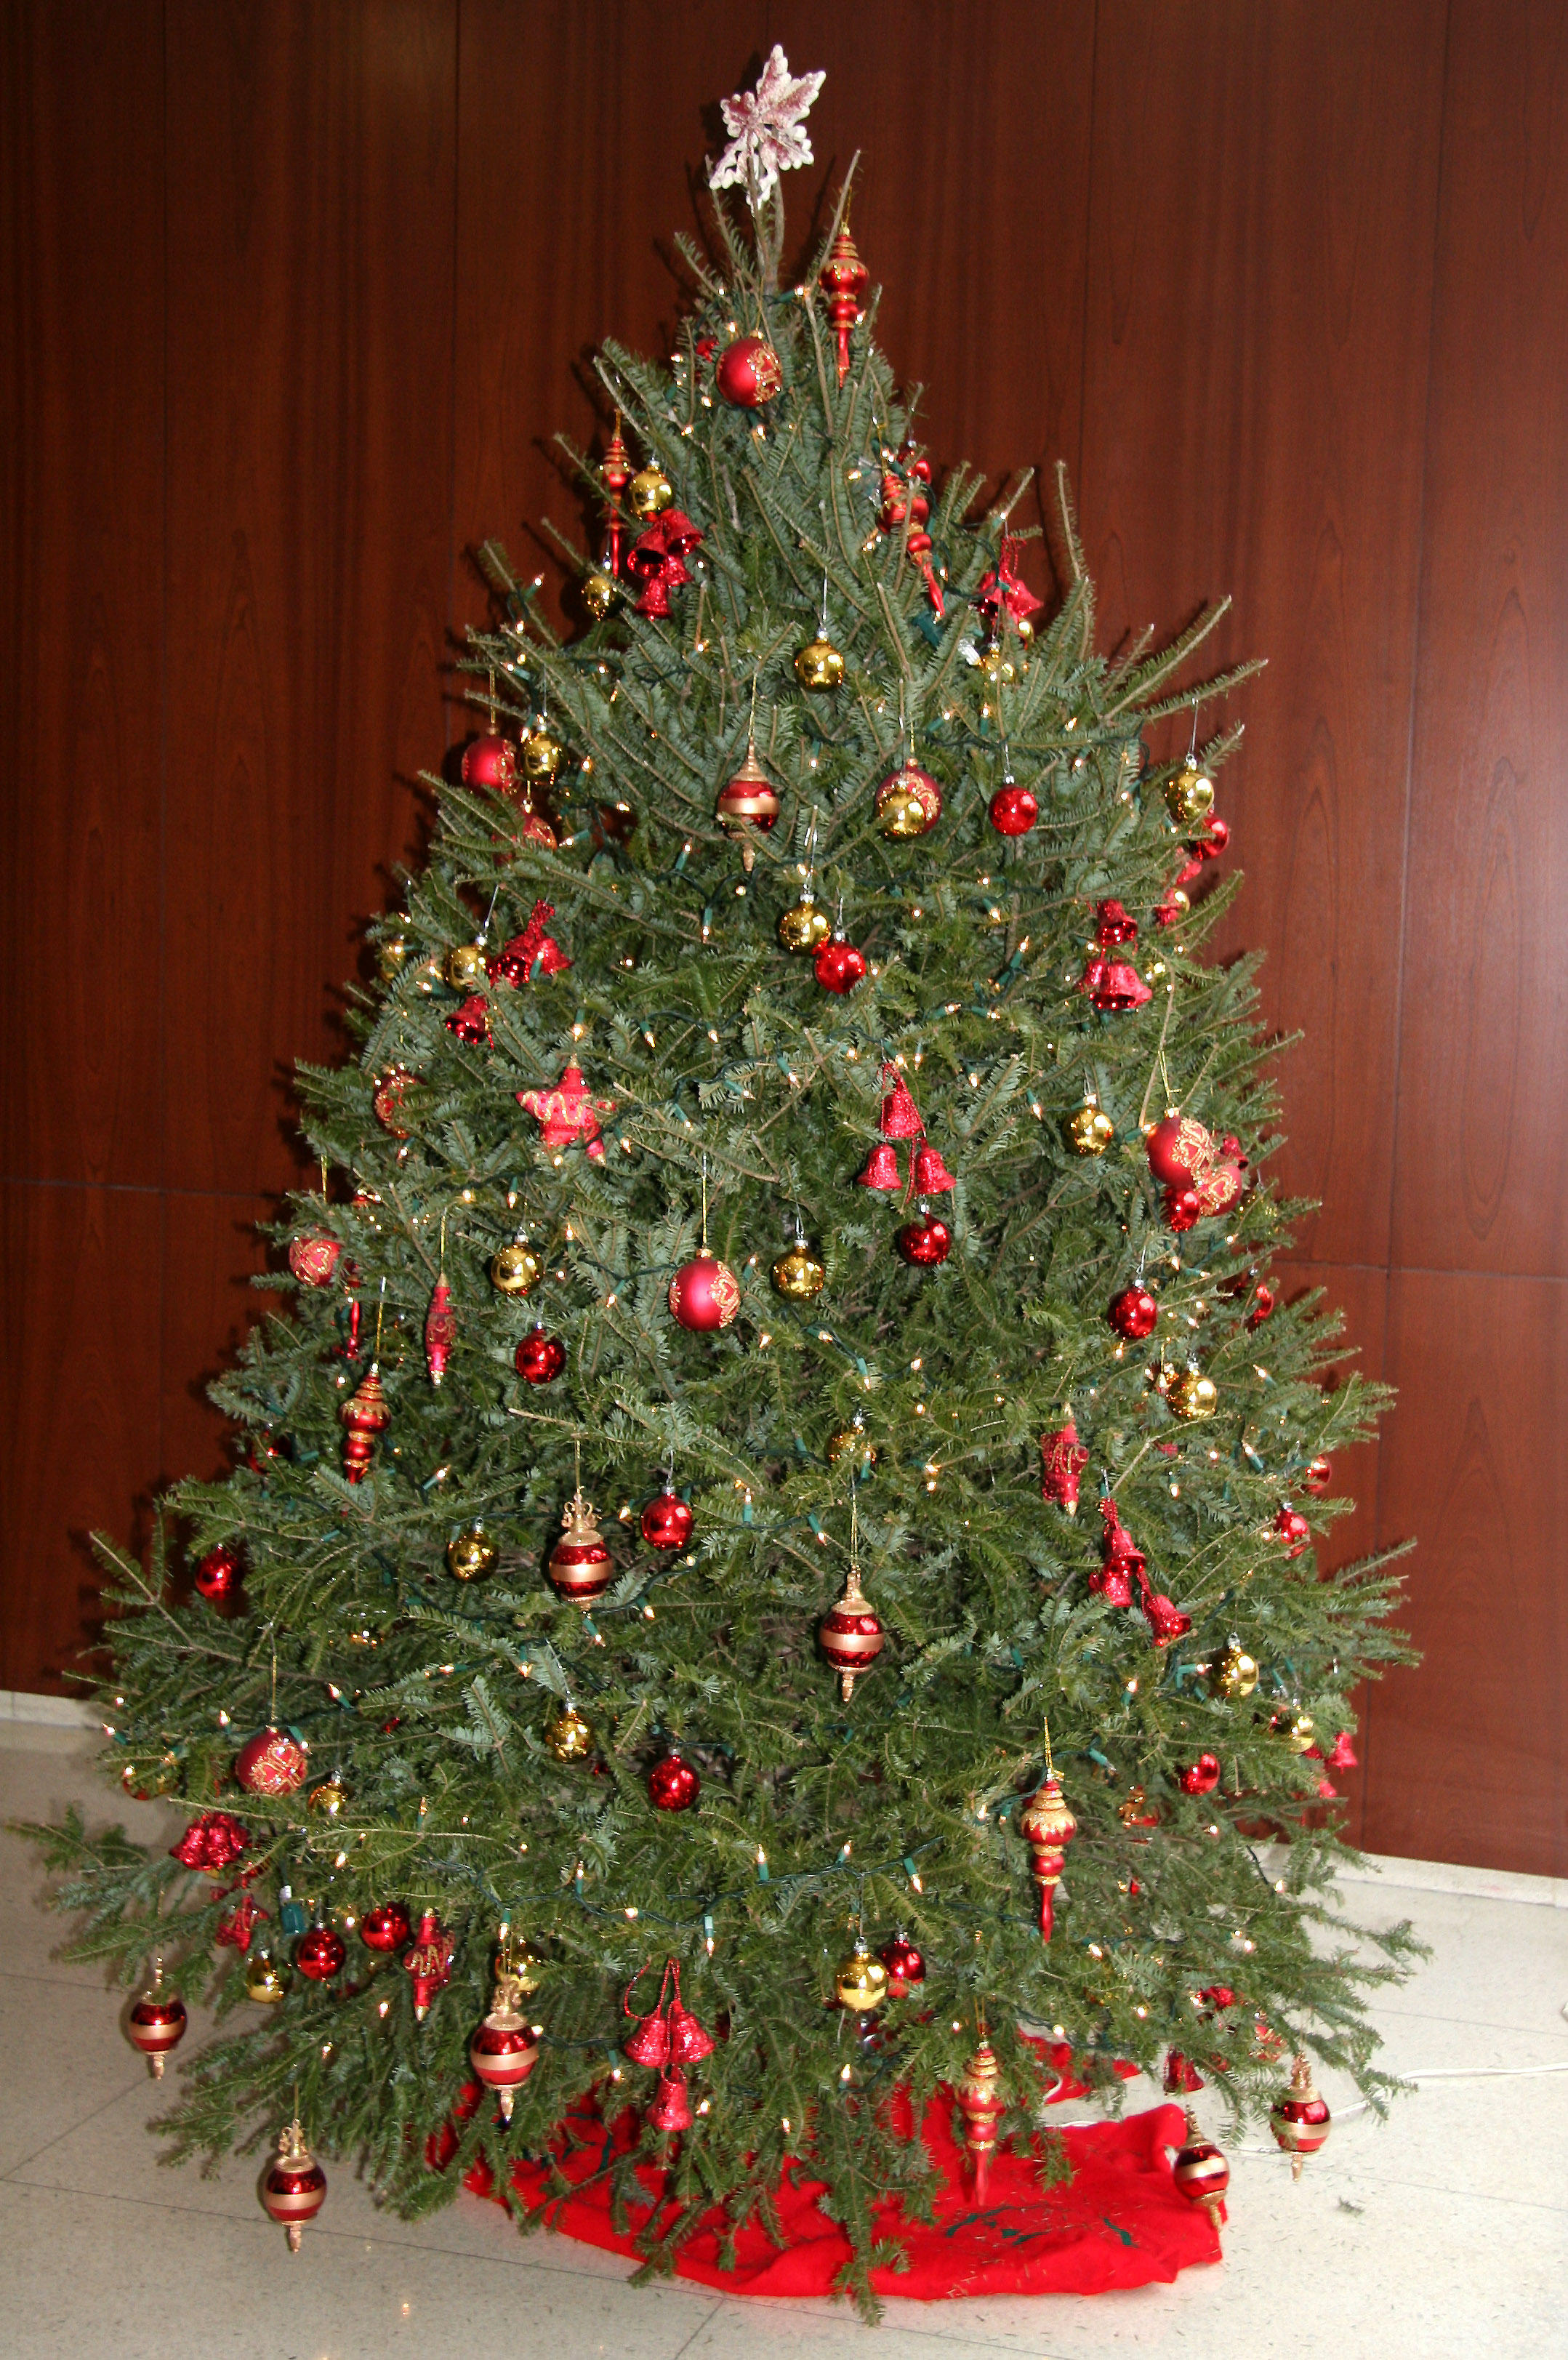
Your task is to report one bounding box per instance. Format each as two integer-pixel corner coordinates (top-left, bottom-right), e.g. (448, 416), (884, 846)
(28, 52), (1418, 2312)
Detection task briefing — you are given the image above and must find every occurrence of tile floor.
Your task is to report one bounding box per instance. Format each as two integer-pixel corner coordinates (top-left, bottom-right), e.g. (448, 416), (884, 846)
(3, 1722), (1564, 2359)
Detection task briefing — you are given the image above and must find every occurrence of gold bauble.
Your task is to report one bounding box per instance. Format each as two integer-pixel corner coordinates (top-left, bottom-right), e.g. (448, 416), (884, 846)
(772, 1245), (825, 1300)
(523, 729), (562, 783)
(835, 1943), (888, 2013)
(877, 784), (929, 840)
(490, 1241), (542, 1295)
(582, 569), (614, 619)
(981, 642), (1017, 686)
(1166, 887), (1191, 918)
(628, 464), (672, 519)
(1165, 759), (1215, 827)
(1016, 615), (1034, 646)
(546, 1703), (593, 1761)
(794, 635), (845, 691)
(1167, 1368), (1218, 1422)
(307, 1778), (347, 1818)
(447, 1524), (496, 1582)
(826, 1423), (877, 1473)
(1207, 1644), (1259, 1700)
(246, 1953), (291, 2005)
(1278, 1710), (1316, 1754)
(377, 934), (408, 980)
(778, 896), (830, 954)
(1064, 1104), (1115, 1157)
(446, 941), (488, 990)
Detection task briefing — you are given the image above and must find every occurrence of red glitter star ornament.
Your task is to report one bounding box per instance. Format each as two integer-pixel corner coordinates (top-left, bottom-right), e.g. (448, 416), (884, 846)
(518, 1062), (614, 1160)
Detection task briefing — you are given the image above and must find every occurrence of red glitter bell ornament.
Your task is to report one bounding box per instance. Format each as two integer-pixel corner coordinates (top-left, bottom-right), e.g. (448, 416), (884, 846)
(1109, 1284), (1159, 1339)
(403, 1911), (455, 2020)
(547, 1488), (615, 1605)
(957, 2040), (1006, 2200)
(340, 1365), (390, 1482)
(169, 1811), (250, 1876)
(1179, 1752), (1222, 1795)
(640, 1487), (694, 1551)
(445, 992), (491, 1046)
(515, 1328), (566, 1386)
(1172, 2111), (1230, 2228)
(469, 1967), (539, 2124)
(880, 1933), (925, 1995)
(1165, 2050), (1205, 2095)
(814, 932), (867, 994)
(461, 732), (516, 792)
(289, 1231), (340, 1287)
(194, 1542), (240, 1602)
(260, 2117), (328, 2252)
(125, 1959), (187, 2079)
(1040, 1421), (1090, 1514)
(911, 1142), (957, 1194)
(877, 1064), (924, 1139)
(295, 1923), (347, 1982)
(896, 1211), (951, 1267)
(648, 2066), (694, 2134)
(667, 1990), (715, 2064)
(855, 1142), (902, 1191)
(360, 1901), (411, 1954)
(424, 1277), (456, 1386)
(1271, 2055), (1332, 2177)
(1082, 952), (1154, 1012)
(234, 1726), (309, 1798)
(819, 1565), (886, 1701)
(819, 218), (869, 382)
(989, 779), (1038, 837)
(715, 333), (783, 407)
(715, 738), (780, 869)
(1143, 1589), (1193, 1647)
(1094, 1499), (1146, 1609)
(648, 1748), (700, 1812)
(669, 1253), (741, 1331)
(1018, 1769), (1077, 1940)
(489, 899), (570, 986)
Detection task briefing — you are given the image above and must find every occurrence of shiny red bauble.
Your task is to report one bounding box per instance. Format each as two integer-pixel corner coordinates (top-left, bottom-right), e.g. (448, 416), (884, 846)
(1178, 1752), (1222, 1795)
(360, 1902), (412, 1953)
(1305, 1453), (1332, 1496)
(234, 1726), (309, 1797)
(648, 1750), (700, 1811)
(461, 733), (516, 790)
(294, 1926), (347, 1982)
(715, 334), (783, 407)
(194, 1543), (240, 1602)
(126, 1985), (188, 2074)
(515, 1330), (566, 1385)
(880, 1934), (925, 1995)
(1247, 1283), (1277, 1328)
(896, 1214), (952, 1267)
(1146, 1113), (1213, 1188)
(288, 1232), (341, 1287)
(814, 935), (867, 994)
(668, 1254), (741, 1331)
(1202, 816), (1231, 857)
(260, 2127), (328, 2250)
(989, 782), (1038, 836)
(470, 2012), (539, 2119)
(1166, 1188), (1200, 1233)
(640, 1488), (694, 1551)
(1274, 1505), (1311, 1554)
(1109, 1285), (1159, 1340)
(1172, 2121), (1231, 2226)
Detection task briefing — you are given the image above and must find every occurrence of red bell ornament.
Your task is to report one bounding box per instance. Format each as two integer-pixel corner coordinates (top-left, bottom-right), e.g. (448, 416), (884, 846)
(878, 1064), (924, 1139)
(715, 739), (780, 869)
(819, 219), (869, 382)
(855, 1143), (902, 1191)
(957, 2041), (1006, 2201)
(1095, 1498), (1146, 1610)
(648, 2066), (693, 2134)
(424, 1277), (456, 1386)
(1271, 2055), (1332, 2177)
(125, 1960), (187, 2079)
(715, 334), (783, 406)
(911, 1142), (957, 1194)
(1172, 2111), (1230, 2228)
(1165, 2050), (1205, 2094)
(1109, 1285), (1159, 1339)
(548, 1490), (615, 1605)
(1179, 1752), (1222, 1795)
(989, 780), (1038, 837)
(1143, 1589), (1193, 1647)
(1018, 1772), (1077, 1940)
(470, 1969), (539, 2124)
(445, 992), (491, 1045)
(235, 1726), (309, 1797)
(896, 1211), (951, 1267)
(360, 1901), (411, 1954)
(880, 1933), (925, 1995)
(194, 1542), (240, 1602)
(640, 1488), (694, 1550)
(814, 933), (867, 994)
(819, 1566), (886, 1701)
(403, 1911), (455, 2020)
(169, 1811), (250, 1876)
(289, 1231), (340, 1287)
(1082, 953), (1154, 1011)
(1040, 1421), (1089, 1514)
(489, 899), (570, 986)
(648, 1749), (700, 1811)
(1095, 898), (1138, 946)
(260, 2118), (327, 2252)
(624, 2007), (670, 2068)
(669, 1253), (741, 1331)
(341, 1365), (390, 1482)
(515, 1328), (566, 1386)
(667, 1992), (715, 2064)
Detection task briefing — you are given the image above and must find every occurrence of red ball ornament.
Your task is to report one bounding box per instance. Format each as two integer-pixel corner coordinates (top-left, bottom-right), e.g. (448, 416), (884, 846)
(194, 1543), (239, 1602)
(715, 334), (783, 407)
(461, 734), (516, 791)
(234, 1726), (309, 1797)
(1166, 1188), (1200, 1232)
(260, 2120), (328, 2252)
(896, 1213), (952, 1267)
(515, 1328), (566, 1386)
(819, 1568), (886, 1701)
(125, 1964), (187, 2079)
(648, 1749), (700, 1811)
(879, 1933), (925, 1996)
(288, 1232), (340, 1287)
(1305, 1453), (1332, 1495)
(1247, 1283), (1277, 1329)
(668, 1254), (741, 1331)
(1109, 1285), (1159, 1340)
(989, 782), (1038, 837)
(1273, 1504), (1311, 1557)
(1271, 2056), (1332, 2177)
(470, 1978), (539, 2124)
(294, 1925), (347, 1982)
(1146, 1112), (1215, 1188)
(360, 1902), (411, 1954)
(814, 934), (867, 994)
(640, 1488), (694, 1551)
(1172, 2111), (1230, 2228)
(1178, 1752), (1222, 1795)
(1199, 815), (1231, 858)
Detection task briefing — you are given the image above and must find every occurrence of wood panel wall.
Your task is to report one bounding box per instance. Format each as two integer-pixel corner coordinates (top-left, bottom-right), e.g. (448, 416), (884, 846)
(3, 0), (1561, 1877)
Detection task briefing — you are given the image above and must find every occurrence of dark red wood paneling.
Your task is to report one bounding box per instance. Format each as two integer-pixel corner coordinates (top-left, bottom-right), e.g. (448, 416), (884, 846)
(1391, 0), (1568, 1278)
(0, 1), (166, 1188)
(1075, 1), (1445, 1270)
(160, 0), (457, 1196)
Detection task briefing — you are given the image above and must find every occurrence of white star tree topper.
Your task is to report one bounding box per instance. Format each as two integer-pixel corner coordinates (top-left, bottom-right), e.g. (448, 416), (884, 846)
(709, 47), (825, 205)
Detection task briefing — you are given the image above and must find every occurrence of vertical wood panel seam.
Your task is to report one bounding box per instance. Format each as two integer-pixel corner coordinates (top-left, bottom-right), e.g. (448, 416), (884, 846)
(446, 0), (464, 764)
(156, 0), (170, 1530)
(1074, 1), (1100, 503)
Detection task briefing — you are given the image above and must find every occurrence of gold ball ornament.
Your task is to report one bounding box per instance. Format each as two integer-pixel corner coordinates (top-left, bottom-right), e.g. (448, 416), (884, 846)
(490, 1240), (542, 1295)
(1208, 1644), (1259, 1700)
(877, 783), (929, 840)
(772, 1245), (825, 1300)
(1064, 1104), (1116, 1156)
(1277, 1709), (1316, 1754)
(445, 940), (488, 991)
(778, 895), (831, 954)
(1165, 758), (1215, 827)
(835, 1942), (889, 2014)
(377, 934), (408, 980)
(826, 1421), (877, 1474)
(307, 1778), (347, 1819)
(981, 641), (1018, 686)
(546, 1703), (593, 1761)
(246, 1952), (291, 2005)
(581, 568), (614, 619)
(1167, 1367), (1219, 1422)
(446, 1523), (496, 1582)
(1015, 615), (1034, 646)
(628, 463), (672, 519)
(795, 635), (845, 691)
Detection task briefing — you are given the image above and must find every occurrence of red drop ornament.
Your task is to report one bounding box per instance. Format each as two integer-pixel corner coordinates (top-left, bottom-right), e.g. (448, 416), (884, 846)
(640, 1488), (694, 1551)
(819, 220), (869, 382)
(294, 1924), (347, 1982)
(194, 1543), (240, 1602)
(1018, 1773), (1077, 1941)
(896, 1213), (951, 1267)
(668, 1255), (741, 1331)
(648, 1749), (700, 1811)
(341, 1365), (390, 1482)
(360, 1901), (411, 1954)
(989, 782), (1038, 837)
(515, 1328), (566, 1386)
(715, 334), (782, 407)
(814, 934), (867, 994)
(1109, 1285), (1159, 1339)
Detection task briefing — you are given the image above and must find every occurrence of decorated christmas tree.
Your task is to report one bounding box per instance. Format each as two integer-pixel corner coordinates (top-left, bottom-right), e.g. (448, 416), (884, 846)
(28, 52), (1417, 2312)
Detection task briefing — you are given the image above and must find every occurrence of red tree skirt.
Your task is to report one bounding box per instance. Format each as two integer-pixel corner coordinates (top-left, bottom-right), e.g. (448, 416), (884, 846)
(465, 2075), (1218, 2300)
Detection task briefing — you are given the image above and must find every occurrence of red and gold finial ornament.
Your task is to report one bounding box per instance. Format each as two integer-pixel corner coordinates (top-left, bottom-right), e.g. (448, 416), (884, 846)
(819, 218), (869, 382)
(956, 2038), (1006, 2199)
(340, 1363), (389, 1482)
(818, 1494), (885, 1701)
(715, 737), (781, 868)
(1171, 2109), (1230, 2230)
(403, 1911), (455, 2020)
(1270, 2054), (1332, 2178)
(469, 1959), (540, 2124)
(1018, 1719), (1077, 1941)
(260, 2116), (327, 2252)
(548, 1485), (614, 1606)
(124, 1956), (187, 2079)
(598, 412), (632, 574)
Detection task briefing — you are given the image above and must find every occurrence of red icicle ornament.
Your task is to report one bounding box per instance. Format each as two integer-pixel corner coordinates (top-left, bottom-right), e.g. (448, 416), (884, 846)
(425, 1278), (455, 1386)
(819, 218), (869, 382)
(956, 2040), (1006, 2199)
(340, 1365), (389, 1482)
(1018, 1762), (1077, 1942)
(403, 1911), (454, 2020)
(1039, 1421), (1089, 1514)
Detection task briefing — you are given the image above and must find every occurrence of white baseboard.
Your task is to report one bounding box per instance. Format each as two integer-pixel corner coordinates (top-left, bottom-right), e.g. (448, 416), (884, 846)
(0, 1688), (97, 1728)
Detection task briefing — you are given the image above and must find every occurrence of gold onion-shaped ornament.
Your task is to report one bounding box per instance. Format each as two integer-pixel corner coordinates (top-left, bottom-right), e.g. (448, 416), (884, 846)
(1165, 756), (1215, 827)
(446, 1522), (496, 1582)
(246, 1951), (291, 2005)
(795, 635), (844, 691)
(778, 893), (830, 953)
(834, 1940), (888, 2013)
(490, 1239), (542, 1295)
(826, 1419), (876, 1473)
(1064, 1102), (1115, 1156)
(715, 740), (780, 871)
(772, 1244), (825, 1299)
